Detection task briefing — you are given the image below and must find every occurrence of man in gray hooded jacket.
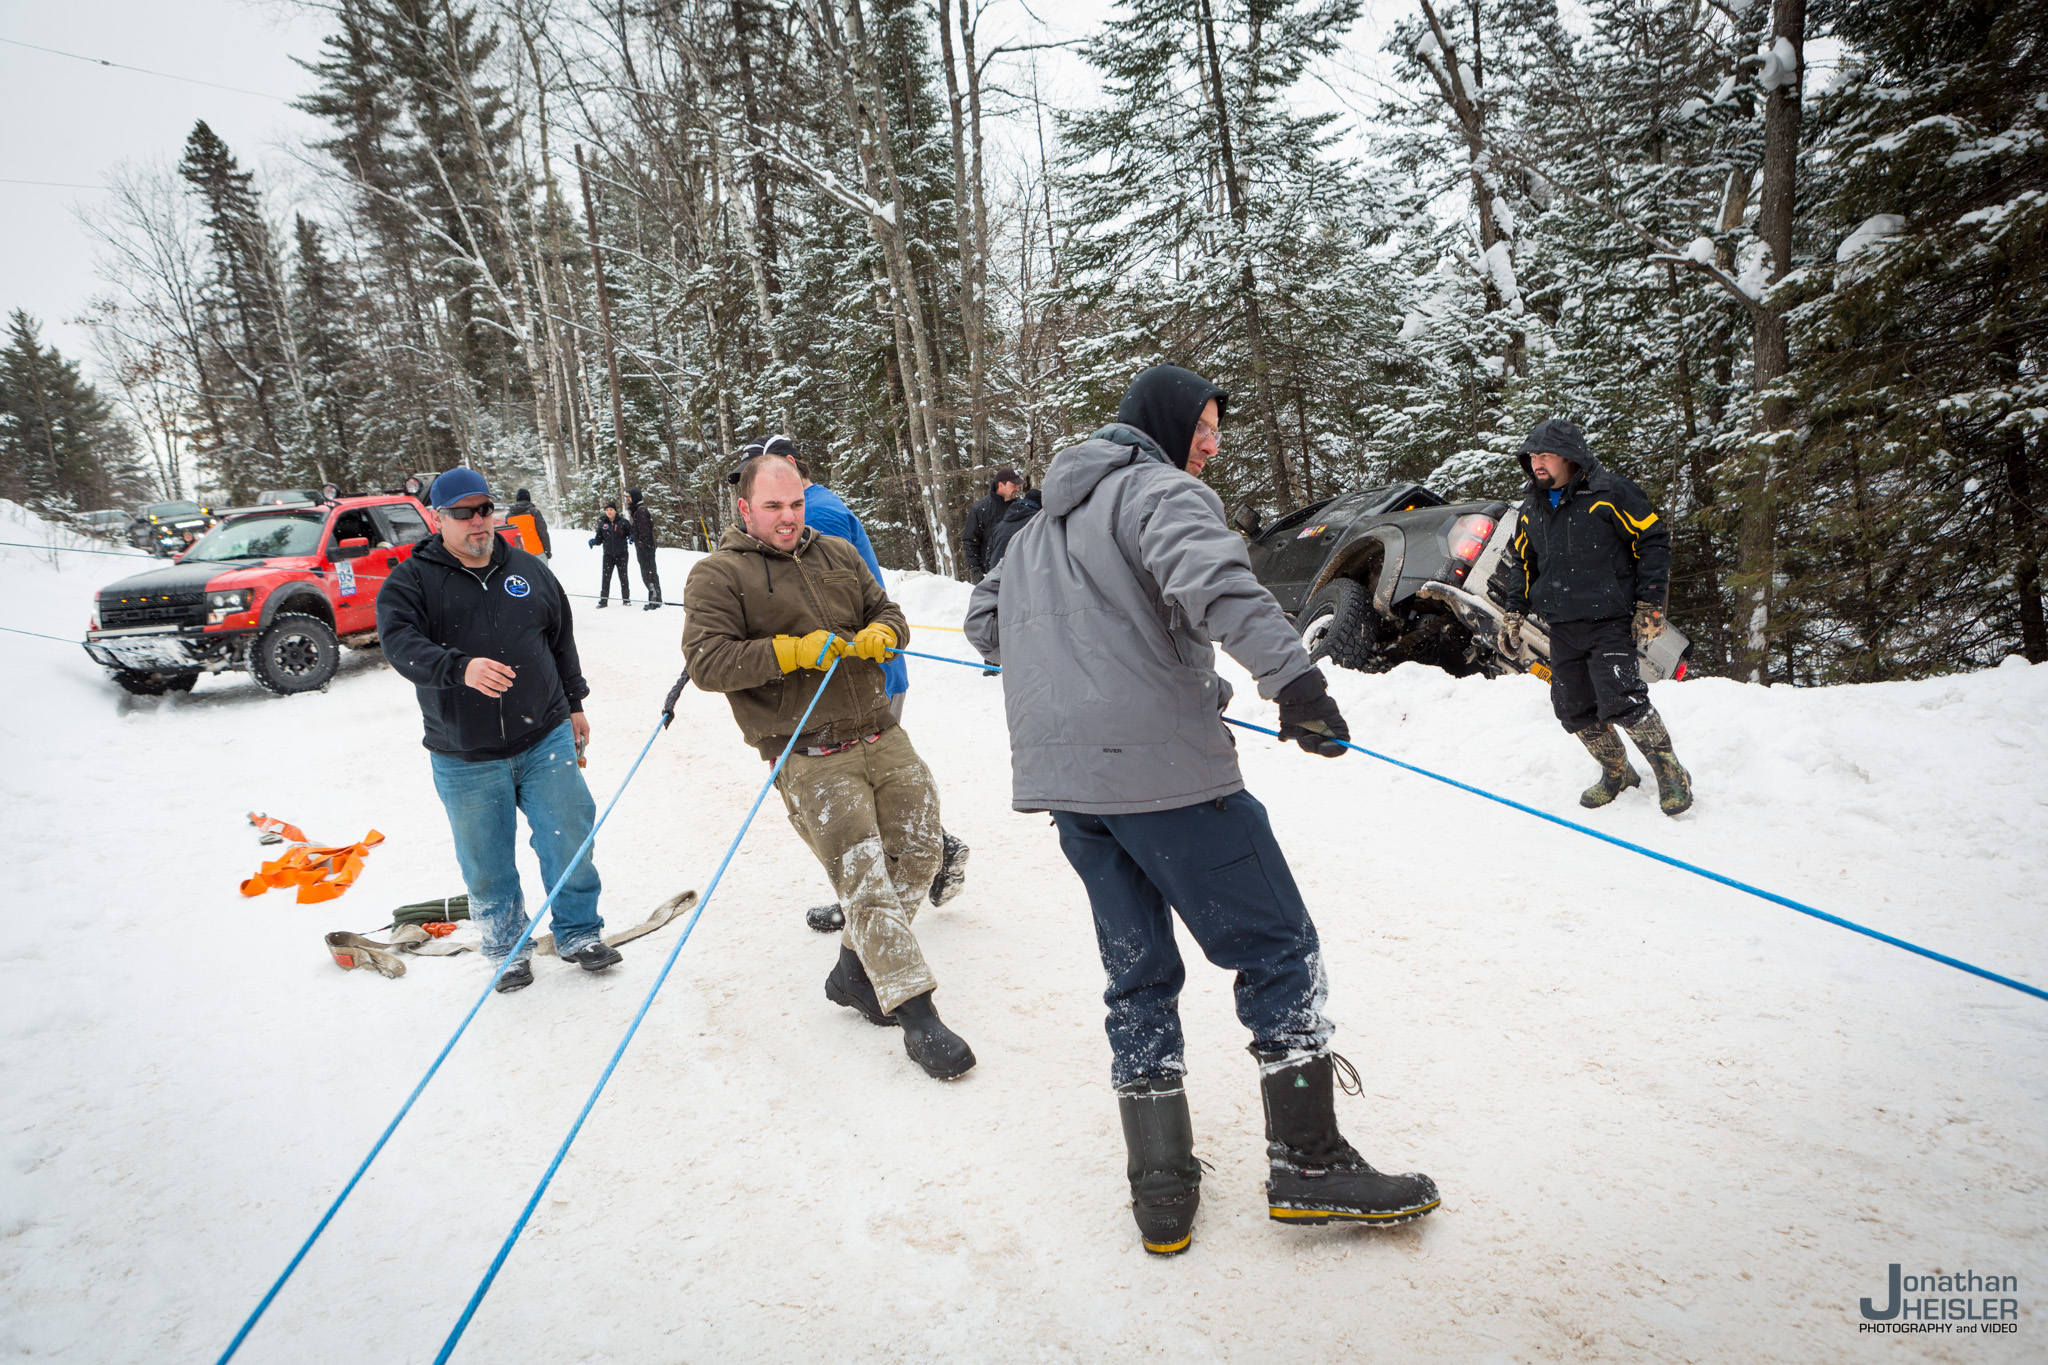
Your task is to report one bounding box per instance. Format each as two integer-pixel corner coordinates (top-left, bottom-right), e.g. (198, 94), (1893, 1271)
(966, 364), (1438, 1256)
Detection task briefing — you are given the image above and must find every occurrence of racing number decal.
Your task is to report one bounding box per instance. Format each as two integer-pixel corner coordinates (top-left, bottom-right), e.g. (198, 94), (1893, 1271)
(335, 560), (357, 596)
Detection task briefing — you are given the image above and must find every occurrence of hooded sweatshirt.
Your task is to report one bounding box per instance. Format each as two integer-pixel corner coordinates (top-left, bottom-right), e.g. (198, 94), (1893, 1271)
(1496, 418), (1672, 622)
(964, 421), (1314, 814)
(1115, 363), (1229, 468)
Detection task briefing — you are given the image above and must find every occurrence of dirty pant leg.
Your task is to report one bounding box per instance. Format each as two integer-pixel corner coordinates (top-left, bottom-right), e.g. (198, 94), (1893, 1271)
(430, 750), (531, 962)
(599, 555), (629, 600)
(866, 727), (944, 909)
(636, 547), (662, 602)
(1548, 616), (1650, 733)
(511, 721), (605, 957)
(1053, 790), (1333, 1088)
(778, 739), (936, 1013)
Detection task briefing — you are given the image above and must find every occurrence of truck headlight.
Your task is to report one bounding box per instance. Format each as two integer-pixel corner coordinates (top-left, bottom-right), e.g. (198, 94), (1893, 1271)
(206, 589), (253, 624)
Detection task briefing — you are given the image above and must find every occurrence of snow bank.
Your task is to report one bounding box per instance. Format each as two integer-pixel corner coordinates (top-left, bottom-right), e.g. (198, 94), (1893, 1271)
(2, 506), (2043, 1362)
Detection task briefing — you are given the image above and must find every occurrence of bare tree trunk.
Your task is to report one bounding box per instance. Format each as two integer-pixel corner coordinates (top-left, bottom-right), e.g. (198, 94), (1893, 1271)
(938, 0), (987, 467)
(1736, 0), (1804, 681)
(577, 147), (636, 501)
(1198, 0), (1297, 503)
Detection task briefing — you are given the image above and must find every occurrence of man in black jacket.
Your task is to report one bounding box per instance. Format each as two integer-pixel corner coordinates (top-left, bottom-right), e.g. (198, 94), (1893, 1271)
(378, 467), (621, 992)
(589, 500), (632, 607)
(627, 488), (661, 610)
(982, 486), (1041, 571)
(1497, 418), (1693, 815)
(960, 467), (1021, 582)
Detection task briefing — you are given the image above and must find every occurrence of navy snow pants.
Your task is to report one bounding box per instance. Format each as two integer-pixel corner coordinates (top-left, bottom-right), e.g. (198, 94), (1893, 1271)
(1051, 790), (1333, 1088)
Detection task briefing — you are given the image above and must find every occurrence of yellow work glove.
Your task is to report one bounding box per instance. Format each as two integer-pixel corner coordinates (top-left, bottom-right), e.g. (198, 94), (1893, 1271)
(850, 622), (898, 663)
(772, 630), (845, 673)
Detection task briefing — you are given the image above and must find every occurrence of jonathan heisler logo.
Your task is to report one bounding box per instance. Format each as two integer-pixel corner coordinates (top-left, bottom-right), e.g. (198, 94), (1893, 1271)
(1858, 1263), (2021, 1334)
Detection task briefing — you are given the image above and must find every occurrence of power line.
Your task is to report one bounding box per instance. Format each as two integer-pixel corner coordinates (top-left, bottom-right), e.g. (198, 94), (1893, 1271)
(0, 35), (291, 103)
(0, 177), (106, 190)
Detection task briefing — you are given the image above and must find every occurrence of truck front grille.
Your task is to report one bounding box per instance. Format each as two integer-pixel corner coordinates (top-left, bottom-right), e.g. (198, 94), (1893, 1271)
(100, 590), (207, 629)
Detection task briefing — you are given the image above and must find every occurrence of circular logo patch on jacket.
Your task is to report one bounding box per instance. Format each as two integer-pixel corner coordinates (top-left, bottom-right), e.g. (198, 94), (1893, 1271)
(505, 574), (531, 598)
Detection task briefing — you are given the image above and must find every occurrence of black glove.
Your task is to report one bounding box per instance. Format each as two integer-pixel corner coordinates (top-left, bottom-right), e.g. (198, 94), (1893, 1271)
(1275, 668), (1349, 758)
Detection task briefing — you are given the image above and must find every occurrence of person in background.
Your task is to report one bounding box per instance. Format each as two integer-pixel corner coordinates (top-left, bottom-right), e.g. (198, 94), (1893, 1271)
(729, 435), (972, 933)
(982, 485), (1042, 571)
(589, 499), (632, 608)
(377, 467), (621, 993)
(684, 455), (974, 1080)
(1495, 417), (1692, 816)
(627, 488), (662, 611)
(506, 488), (553, 559)
(960, 467), (1022, 583)
(966, 364), (1438, 1255)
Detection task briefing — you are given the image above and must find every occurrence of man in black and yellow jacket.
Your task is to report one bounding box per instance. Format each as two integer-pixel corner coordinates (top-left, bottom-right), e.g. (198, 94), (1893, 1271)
(1497, 418), (1694, 816)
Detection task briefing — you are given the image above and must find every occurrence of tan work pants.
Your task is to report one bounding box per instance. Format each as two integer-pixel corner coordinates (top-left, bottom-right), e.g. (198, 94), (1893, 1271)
(776, 726), (943, 1012)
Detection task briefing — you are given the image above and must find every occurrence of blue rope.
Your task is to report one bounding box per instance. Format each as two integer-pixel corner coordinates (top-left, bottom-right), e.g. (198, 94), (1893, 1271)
(435, 653), (846, 1361)
(892, 644), (2048, 1006)
(217, 707), (677, 1364)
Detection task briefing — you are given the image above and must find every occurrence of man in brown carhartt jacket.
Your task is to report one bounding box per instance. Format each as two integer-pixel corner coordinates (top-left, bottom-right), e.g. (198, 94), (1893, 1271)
(682, 456), (975, 1080)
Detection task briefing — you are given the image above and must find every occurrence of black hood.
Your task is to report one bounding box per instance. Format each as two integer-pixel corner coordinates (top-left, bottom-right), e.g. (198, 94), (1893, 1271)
(96, 557), (232, 600)
(1516, 418), (1600, 483)
(1115, 365), (1230, 471)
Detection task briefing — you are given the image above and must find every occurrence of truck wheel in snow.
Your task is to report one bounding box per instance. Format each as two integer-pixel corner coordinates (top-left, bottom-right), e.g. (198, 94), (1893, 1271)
(1299, 579), (1386, 673)
(252, 613), (339, 696)
(112, 669), (169, 696)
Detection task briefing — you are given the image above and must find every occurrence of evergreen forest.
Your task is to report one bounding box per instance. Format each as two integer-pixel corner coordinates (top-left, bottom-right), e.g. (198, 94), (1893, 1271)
(4, 0), (2042, 683)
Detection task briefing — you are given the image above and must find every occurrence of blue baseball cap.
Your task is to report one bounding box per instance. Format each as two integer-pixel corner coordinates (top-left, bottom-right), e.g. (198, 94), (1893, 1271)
(429, 467), (492, 506)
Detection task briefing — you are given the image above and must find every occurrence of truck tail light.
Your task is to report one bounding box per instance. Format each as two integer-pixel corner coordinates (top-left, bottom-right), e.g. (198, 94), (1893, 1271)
(1674, 660), (1689, 681)
(1447, 514), (1496, 577)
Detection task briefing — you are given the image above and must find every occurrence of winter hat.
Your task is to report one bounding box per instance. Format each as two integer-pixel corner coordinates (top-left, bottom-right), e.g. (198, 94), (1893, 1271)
(627, 488), (643, 503)
(514, 488), (532, 503)
(1515, 418), (1593, 480)
(603, 499), (618, 510)
(1115, 365), (1230, 470)
(429, 467), (491, 507)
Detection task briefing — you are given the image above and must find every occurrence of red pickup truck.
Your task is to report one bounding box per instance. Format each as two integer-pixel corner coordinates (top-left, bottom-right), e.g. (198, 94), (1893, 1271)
(82, 493), (515, 697)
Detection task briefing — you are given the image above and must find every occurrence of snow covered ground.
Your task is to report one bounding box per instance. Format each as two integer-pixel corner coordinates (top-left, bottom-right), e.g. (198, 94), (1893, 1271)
(2, 501), (2044, 1363)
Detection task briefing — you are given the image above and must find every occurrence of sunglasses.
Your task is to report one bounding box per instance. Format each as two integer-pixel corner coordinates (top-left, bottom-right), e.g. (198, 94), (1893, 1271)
(440, 502), (496, 521)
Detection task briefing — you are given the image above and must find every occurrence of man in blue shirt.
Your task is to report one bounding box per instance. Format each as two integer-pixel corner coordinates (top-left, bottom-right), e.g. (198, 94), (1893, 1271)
(730, 436), (971, 929)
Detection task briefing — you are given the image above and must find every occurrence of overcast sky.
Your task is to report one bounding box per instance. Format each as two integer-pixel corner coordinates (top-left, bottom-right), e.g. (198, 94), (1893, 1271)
(0, 0), (1409, 377)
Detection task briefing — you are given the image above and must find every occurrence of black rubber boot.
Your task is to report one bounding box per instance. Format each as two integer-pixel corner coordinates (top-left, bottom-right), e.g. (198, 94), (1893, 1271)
(1254, 1048), (1439, 1226)
(1117, 1076), (1201, 1255)
(892, 991), (975, 1080)
(806, 902), (846, 933)
(494, 959), (535, 993)
(928, 832), (970, 907)
(1624, 707), (1693, 816)
(566, 942), (622, 972)
(824, 946), (896, 1027)
(1574, 724), (1641, 808)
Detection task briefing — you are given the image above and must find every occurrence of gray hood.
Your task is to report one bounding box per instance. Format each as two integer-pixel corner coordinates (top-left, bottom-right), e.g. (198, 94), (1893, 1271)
(1040, 423), (1172, 517)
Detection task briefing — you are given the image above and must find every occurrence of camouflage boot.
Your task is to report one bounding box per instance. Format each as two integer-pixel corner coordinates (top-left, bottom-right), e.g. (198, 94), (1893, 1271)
(1624, 708), (1693, 816)
(1574, 725), (1640, 809)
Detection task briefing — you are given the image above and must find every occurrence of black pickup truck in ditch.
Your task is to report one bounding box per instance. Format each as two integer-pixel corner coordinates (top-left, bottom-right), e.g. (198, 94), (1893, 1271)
(1234, 481), (1692, 682)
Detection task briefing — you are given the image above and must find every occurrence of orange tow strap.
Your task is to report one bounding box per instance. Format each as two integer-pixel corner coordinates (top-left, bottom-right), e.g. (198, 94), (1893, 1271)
(241, 820), (386, 903)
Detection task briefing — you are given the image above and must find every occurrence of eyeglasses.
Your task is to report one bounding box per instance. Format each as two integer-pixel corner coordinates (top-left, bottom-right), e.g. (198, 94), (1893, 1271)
(1194, 419), (1222, 445)
(440, 502), (496, 521)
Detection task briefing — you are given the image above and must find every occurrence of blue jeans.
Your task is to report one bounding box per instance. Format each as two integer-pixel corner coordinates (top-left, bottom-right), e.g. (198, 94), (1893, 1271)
(1051, 790), (1333, 1087)
(429, 720), (605, 962)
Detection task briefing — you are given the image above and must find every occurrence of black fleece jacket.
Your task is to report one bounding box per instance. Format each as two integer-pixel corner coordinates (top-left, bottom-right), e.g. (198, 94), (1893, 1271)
(1497, 422), (1672, 623)
(377, 535), (588, 761)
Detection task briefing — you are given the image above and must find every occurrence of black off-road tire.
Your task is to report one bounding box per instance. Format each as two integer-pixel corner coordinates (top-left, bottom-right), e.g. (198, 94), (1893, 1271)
(251, 613), (339, 696)
(112, 669), (169, 696)
(1299, 579), (1387, 674)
